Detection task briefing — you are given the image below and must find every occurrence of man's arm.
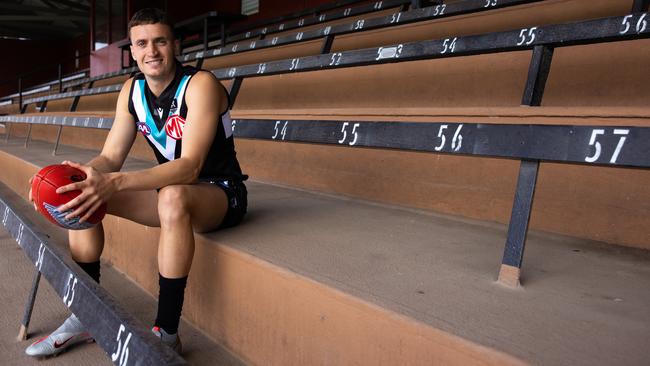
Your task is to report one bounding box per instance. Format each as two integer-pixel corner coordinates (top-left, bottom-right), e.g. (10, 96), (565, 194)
(29, 78), (137, 210)
(84, 77), (138, 173)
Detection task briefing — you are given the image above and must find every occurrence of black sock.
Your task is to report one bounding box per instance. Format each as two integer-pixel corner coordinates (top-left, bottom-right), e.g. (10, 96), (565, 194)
(75, 260), (100, 283)
(154, 274), (188, 335)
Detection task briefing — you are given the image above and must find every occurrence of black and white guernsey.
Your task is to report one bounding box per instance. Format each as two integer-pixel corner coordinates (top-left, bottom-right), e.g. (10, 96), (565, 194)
(128, 62), (245, 181)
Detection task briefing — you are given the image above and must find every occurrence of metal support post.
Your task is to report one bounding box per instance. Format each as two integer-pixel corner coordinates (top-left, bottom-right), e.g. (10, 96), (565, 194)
(3, 123), (10, 143)
(221, 22), (227, 47)
(203, 17), (209, 53)
(52, 126), (63, 156)
(17, 271), (41, 341)
(410, 0), (424, 9)
(321, 35), (335, 54)
(228, 77), (244, 109)
(53, 95), (79, 155)
(25, 101), (47, 148)
(18, 77), (23, 111)
(58, 63), (63, 92)
(196, 57), (205, 69)
(196, 22), (206, 70)
(632, 0), (649, 12)
(498, 43), (554, 287)
(521, 45), (554, 106)
(24, 125), (32, 148)
(498, 159), (540, 287)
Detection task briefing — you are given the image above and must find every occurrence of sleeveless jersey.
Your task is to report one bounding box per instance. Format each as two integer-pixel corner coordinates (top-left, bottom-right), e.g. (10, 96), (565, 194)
(127, 62), (245, 181)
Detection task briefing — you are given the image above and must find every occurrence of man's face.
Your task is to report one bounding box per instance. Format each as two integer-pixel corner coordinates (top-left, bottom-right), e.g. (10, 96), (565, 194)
(129, 23), (179, 79)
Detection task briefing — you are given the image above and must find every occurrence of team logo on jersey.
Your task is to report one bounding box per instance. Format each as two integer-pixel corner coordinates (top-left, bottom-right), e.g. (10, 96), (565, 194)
(169, 98), (178, 115)
(165, 115), (185, 140)
(137, 122), (151, 136)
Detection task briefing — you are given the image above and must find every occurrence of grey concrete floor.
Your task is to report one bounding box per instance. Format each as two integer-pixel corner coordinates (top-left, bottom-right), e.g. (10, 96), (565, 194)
(233, 181), (650, 366)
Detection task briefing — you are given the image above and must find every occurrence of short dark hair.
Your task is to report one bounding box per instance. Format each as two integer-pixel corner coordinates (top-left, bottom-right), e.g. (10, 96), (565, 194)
(128, 8), (175, 39)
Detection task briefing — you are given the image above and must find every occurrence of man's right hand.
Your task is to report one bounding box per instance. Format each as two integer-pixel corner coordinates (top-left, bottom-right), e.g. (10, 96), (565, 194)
(28, 176), (37, 211)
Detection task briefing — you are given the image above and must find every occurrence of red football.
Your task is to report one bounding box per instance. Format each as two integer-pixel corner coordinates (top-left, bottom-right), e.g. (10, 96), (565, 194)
(31, 164), (106, 230)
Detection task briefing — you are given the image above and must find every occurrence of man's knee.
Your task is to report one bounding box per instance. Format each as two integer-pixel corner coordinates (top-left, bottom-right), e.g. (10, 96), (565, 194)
(157, 185), (192, 225)
(69, 224), (104, 262)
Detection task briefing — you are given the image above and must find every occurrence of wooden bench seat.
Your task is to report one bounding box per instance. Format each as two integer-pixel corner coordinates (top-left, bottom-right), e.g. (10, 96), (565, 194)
(14, 105), (650, 124)
(332, 0), (632, 53)
(91, 74), (130, 88)
(231, 106), (650, 126)
(0, 101), (20, 115)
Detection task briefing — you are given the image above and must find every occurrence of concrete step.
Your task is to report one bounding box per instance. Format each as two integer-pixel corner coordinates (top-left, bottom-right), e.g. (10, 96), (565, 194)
(1, 138), (649, 365)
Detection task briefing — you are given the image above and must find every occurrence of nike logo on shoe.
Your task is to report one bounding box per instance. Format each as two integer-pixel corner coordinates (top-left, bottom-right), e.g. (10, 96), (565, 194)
(53, 336), (73, 348)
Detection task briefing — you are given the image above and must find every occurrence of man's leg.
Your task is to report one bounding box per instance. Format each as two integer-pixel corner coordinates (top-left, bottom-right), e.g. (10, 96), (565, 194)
(69, 224), (104, 264)
(69, 189), (161, 281)
(157, 183), (228, 276)
(153, 183), (228, 351)
(26, 190), (161, 357)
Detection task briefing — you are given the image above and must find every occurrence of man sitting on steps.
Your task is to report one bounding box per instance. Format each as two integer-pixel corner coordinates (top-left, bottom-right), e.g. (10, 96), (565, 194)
(25, 7), (247, 357)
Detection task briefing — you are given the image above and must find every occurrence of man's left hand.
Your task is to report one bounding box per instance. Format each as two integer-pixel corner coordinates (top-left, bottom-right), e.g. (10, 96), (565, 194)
(56, 161), (116, 223)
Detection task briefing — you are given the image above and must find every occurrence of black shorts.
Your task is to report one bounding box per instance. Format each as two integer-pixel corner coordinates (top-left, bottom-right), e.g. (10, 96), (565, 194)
(198, 178), (248, 229)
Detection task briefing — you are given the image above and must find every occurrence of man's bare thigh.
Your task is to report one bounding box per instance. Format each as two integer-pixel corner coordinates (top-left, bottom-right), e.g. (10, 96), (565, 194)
(105, 183), (228, 232)
(106, 190), (160, 227)
(159, 183), (229, 232)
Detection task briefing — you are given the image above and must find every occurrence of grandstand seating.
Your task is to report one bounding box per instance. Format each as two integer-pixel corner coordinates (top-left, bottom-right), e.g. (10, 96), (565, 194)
(183, 0), (411, 54)
(1, 0), (649, 364)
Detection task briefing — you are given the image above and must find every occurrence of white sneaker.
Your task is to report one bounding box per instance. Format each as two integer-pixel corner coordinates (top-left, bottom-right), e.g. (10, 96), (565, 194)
(25, 314), (93, 357)
(152, 326), (182, 354)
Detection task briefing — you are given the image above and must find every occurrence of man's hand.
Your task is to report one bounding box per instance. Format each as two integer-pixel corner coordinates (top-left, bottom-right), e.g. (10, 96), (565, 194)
(28, 176), (37, 211)
(56, 161), (116, 223)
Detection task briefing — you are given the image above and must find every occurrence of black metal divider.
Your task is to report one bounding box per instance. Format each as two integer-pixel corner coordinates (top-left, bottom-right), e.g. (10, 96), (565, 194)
(2, 116), (648, 168)
(496, 42), (554, 286)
